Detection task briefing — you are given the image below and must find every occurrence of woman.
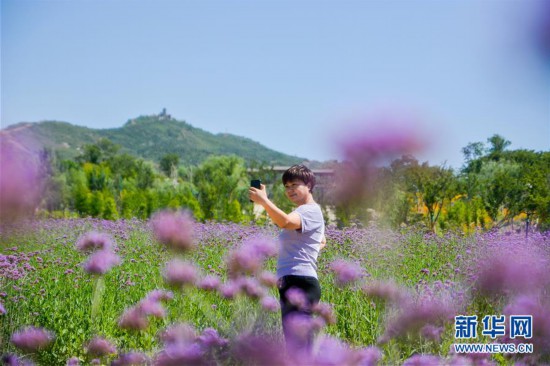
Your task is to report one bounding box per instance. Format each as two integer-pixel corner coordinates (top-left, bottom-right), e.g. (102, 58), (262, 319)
(249, 164), (325, 354)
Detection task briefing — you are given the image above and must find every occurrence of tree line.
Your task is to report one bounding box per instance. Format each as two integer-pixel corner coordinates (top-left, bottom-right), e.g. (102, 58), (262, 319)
(37, 135), (549, 233)
(338, 134), (549, 233)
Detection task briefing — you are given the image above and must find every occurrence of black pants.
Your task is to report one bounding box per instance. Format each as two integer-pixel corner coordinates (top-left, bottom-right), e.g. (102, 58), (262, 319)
(278, 275), (321, 354)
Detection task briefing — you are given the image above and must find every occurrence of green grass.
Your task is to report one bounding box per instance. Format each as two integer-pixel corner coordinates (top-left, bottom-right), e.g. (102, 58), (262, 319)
(0, 220), (541, 365)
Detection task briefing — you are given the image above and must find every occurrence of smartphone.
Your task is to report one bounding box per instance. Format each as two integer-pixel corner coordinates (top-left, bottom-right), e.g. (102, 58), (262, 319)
(250, 179), (261, 189)
(250, 179), (261, 202)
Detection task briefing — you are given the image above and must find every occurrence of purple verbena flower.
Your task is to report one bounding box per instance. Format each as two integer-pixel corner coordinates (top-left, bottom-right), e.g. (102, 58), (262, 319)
(378, 296), (454, 344)
(283, 313), (316, 344)
(363, 280), (411, 303)
(75, 232), (114, 252)
(357, 346), (383, 366)
(198, 275), (221, 291)
(226, 237), (277, 278)
(111, 352), (149, 366)
(259, 271), (278, 287)
(403, 354), (444, 366)
(118, 290), (174, 330)
(118, 307), (149, 331)
(145, 289), (174, 303)
(86, 336), (117, 357)
(154, 342), (204, 366)
(198, 328), (228, 348)
(473, 249), (550, 297)
(139, 298), (166, 318)
(226, 251), (259, 278)
(334, 121), (425, 204)
(420, 324), (444, 342)
(140, 290), (174, 318)
(10, 326), (54, 352)
(260, 296), (280, 312)
(535, 0), (550, 60)
(0, 140), (42, 222)
(159, 323), (197, 345)
(311, 336), (370, 366)
(330, 259), (364, 286)
(247, 237), (278, 258)
(151, 210), (195, 253)
(339, 120), (425, 162)
(238, 277), (265, 299)
(448, 355), (493, 366)
(312, 302), (337, 325)
(2, 354), (21, 366)
(504, 295), (550, 355)
(163, 259), (198, 288)
(232, 333), (287, 366)
(83, 249), (121, 275)
(218, 281), (240, 299)
(285, 287), (308, 310)
(66, 357), (80, 366)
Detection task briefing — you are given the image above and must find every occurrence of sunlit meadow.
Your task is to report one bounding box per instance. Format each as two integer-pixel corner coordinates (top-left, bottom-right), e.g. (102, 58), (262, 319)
(1, 112), (549, 365)
(1, 215), (549, 365)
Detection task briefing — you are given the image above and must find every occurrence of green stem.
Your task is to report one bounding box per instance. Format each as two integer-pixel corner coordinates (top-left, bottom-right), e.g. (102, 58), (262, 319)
(91, 276), (105, 334)
(233, 295), (259, 334)
(186, 288), (230, 333)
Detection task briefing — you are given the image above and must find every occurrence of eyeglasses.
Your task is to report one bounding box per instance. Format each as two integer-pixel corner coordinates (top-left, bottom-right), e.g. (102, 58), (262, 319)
(284, 183), (305, 191)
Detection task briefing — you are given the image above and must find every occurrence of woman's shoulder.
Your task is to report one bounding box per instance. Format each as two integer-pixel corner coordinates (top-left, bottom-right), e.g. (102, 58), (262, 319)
(296, 202), (323, 214)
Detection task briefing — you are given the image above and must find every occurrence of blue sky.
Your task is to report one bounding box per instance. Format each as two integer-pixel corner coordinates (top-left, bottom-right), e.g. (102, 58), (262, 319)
(2, 0), (549, 168)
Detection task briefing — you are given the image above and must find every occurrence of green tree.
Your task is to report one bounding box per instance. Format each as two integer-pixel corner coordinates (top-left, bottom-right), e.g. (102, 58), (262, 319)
(107, 153), (140, 180)
(458, 138), (550, 231)
(38, 148), (72, 212)
(160, 153), (180, 177)
(462, 141), (485, 174)
(120, 188), (141, 218)
(72, 172), (91, 216)
(89, 191), (105, 217)
(120, 188), (152, 219)
(136, 161), (155, 190)
(78, 138), (121, 164)
(83, 163), (111, 191)
(486, 134), (511, 161)
(382, 155), (421, 226)
(79, 144), (102, 164)
(178, 182), (204, 220)
(501, 150), (550, 230)
(43, 174), (71, 212)
(457, 142), (486, 231)
(102, 192), (119, 220)
(193, 155), (248, 222)
(477, 160), (522, 225)
(407, 163), (456, 232)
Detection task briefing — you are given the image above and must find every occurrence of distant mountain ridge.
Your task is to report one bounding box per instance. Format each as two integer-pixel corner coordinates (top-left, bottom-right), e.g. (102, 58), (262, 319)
(1, 114), (305, 166)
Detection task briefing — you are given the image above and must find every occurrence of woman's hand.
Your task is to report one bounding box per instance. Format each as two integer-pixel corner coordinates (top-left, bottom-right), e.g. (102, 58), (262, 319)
(320, 235), (326, 251)
(249, 184), (269, 205)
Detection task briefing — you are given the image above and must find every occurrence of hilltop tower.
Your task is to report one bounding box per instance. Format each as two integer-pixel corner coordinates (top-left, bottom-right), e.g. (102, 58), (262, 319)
(158, 108), (171, 120)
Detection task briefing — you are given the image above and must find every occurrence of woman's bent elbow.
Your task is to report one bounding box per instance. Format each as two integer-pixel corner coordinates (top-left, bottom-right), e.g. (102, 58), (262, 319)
(278, 221), (291, 229)
(281, 221), (300, 230)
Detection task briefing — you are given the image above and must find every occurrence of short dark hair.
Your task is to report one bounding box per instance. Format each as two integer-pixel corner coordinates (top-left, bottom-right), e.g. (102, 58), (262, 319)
(282, 164), (316, 192)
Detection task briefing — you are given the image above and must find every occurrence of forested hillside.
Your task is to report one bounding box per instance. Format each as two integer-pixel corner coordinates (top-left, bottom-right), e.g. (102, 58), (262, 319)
(2, 113), (304, 166)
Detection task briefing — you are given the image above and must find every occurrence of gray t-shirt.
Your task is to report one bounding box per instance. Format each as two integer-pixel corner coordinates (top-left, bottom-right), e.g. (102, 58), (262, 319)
(277, 203), (325, 279)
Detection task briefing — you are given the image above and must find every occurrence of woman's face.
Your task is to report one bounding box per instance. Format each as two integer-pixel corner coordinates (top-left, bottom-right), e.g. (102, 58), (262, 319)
(284, 179), (310, 205)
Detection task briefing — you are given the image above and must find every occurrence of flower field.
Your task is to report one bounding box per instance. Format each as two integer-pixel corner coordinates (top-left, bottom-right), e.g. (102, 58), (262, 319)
(1, 217), (549, 365)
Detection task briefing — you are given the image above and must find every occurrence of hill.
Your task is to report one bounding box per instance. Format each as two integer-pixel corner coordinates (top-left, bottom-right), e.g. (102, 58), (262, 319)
(1, 114), (305, 166)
